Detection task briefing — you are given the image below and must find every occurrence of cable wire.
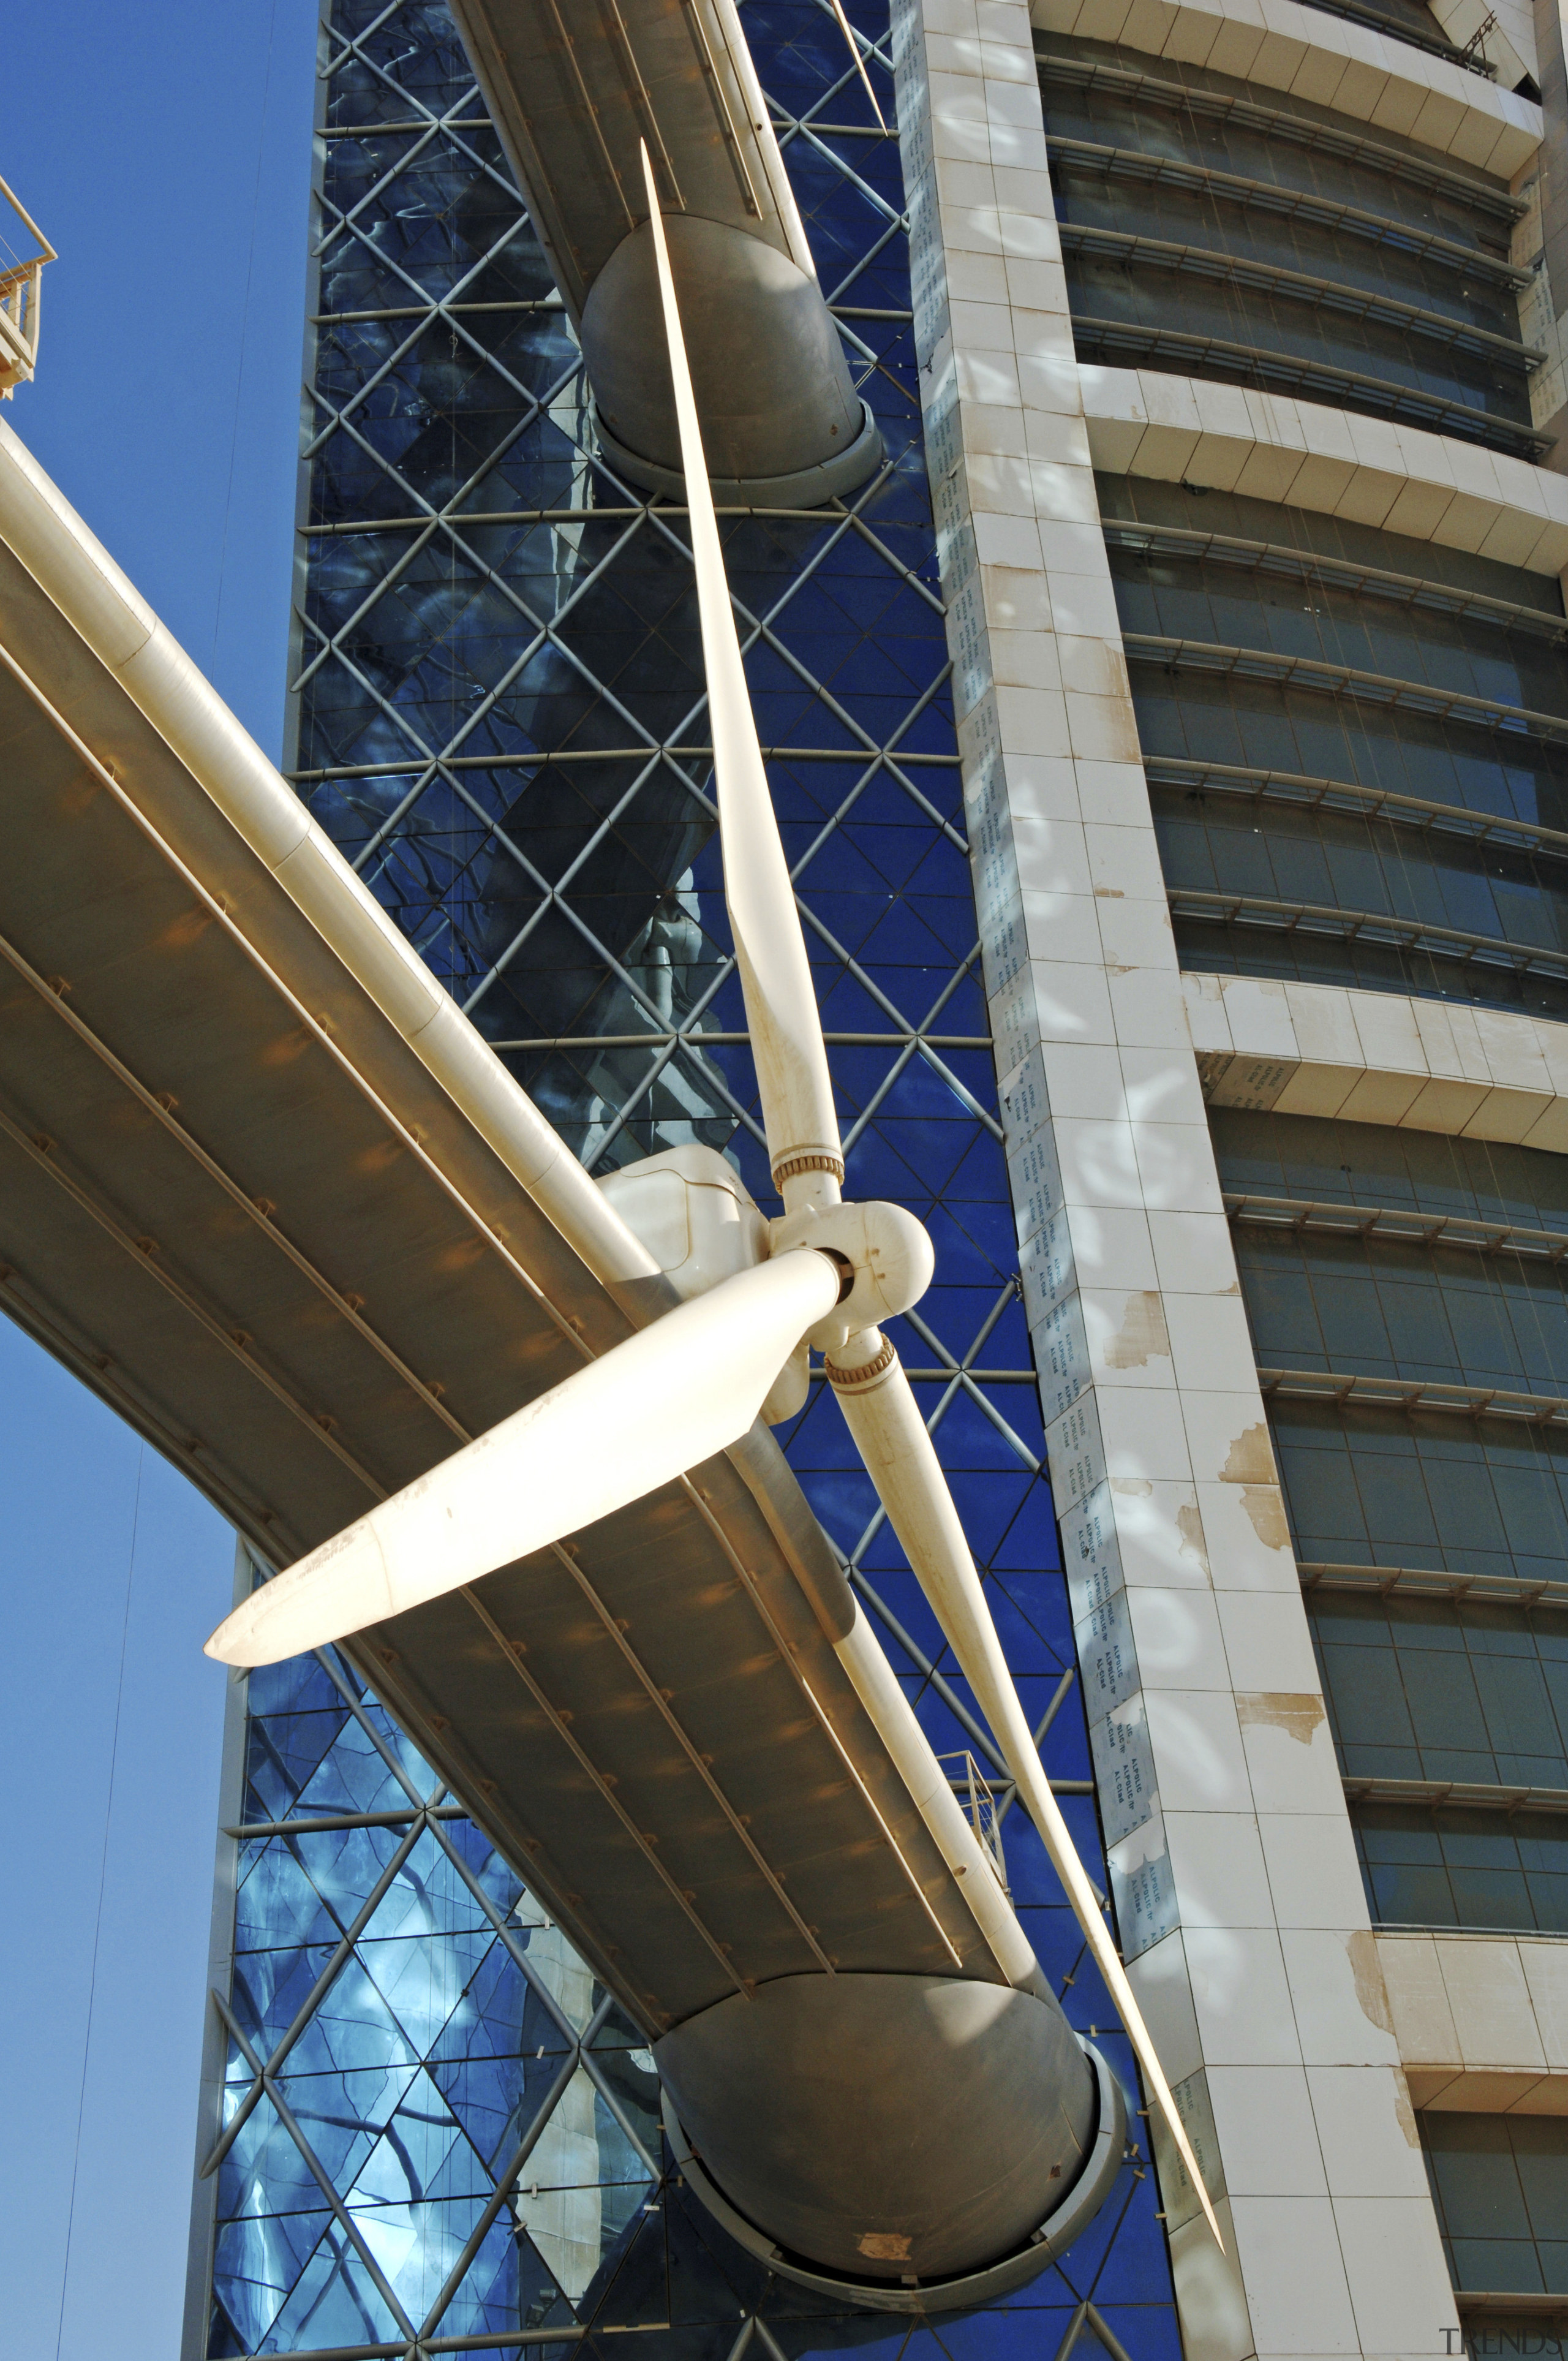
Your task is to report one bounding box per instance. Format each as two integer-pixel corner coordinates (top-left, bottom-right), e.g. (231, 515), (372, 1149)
(52, 1441), (144, 2361)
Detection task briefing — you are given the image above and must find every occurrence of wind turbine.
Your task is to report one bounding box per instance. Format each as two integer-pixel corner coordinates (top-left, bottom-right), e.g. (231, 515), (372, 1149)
(206, 142), (1221, 2259)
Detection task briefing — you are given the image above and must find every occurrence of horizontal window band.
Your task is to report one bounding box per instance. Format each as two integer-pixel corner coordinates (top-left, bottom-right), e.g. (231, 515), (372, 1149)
(1060, 222), (1539, 368)
(1125, 632), (1568, 742)
(1050, 140), (1528, 285)
(1300, 1558), (1568, 1612)
(1171, 887), (1568, 987)
(1344, 1776), (1568, 1815)
(1258, 1364), (1568, 1422)
(1265, 0), (1487, 74)
(1104, 524), (1566, 638)
(1070, 319), (1547, 457)
(1227, 1193), (1568, 1261)
(1295, 0), (1486, 72)
(1036, 49), (1525, 224)
(1144, 757), (1568, 862)
(287, 747), (963, 780)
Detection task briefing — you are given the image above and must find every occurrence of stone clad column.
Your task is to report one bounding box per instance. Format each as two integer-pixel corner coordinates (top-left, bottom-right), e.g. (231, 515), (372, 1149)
(888, 0), (1462, 2348)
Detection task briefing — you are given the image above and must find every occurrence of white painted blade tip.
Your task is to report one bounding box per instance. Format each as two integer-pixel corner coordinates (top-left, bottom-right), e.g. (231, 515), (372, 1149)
(205, 1584), (339, 1669)
(204, 1606), (279, 1669)
(201, 1253), (844, 1671)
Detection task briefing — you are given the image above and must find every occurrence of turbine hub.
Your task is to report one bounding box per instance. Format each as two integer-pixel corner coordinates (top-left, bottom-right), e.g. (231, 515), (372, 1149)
(771, 1199), (935, 1348)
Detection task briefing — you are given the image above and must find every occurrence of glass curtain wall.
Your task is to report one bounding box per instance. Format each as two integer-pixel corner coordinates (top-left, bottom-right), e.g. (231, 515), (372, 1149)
(190, 2), (1180, 2355)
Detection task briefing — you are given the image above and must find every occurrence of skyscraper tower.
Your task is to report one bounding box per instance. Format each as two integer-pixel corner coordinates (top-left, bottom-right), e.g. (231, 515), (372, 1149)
(179, 0), (1568, 2354)
(181, 1), (1177, 2352)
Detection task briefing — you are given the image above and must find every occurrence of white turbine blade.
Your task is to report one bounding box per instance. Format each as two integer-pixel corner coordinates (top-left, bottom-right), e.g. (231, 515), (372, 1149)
(832, 1343), (1226, 2251)
(826, 0), (888, 132)
(638, 142), (842, 1186)
(206, 1248), (844, 1669)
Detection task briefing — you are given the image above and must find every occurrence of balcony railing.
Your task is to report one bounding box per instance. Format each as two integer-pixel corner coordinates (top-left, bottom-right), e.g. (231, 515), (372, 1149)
(939, 1750), (1009, 1891)
(0, 174), (53, 395)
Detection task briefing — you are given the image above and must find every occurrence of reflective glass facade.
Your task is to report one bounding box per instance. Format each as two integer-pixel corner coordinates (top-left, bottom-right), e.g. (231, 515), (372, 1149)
(1271, 1397), (1568, 1585)
(1212, 1100), (1568, 1940)
(1356, 1800), (1568, 1933)
(1046, 0), (1568, 1881)
(1035, 0), (1568, 2333)
(1422, 2114), (1568, 2298)
(1233, 1225), (1568, 1392)
(189, 2), (1180, 2352)
(1041, 37), (1539, 453)
(1310, 1590), (1568, 1786)
(1294, 0), (1486, 58)
(1098, 474), (1568, 1021)
(1212, 1105), (1568, 1223)
(1213, 1108), (1568, 1588)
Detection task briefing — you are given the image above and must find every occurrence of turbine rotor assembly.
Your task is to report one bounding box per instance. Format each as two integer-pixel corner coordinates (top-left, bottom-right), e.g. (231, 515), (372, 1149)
(205, 139), (1223, 2307)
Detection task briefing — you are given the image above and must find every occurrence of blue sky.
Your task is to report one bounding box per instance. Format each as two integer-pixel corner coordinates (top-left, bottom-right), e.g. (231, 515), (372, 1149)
(1, 7), (320, 2351)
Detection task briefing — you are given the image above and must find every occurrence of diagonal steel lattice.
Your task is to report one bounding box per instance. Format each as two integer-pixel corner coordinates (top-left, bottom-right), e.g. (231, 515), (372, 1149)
(197, 2), (1183, 2354)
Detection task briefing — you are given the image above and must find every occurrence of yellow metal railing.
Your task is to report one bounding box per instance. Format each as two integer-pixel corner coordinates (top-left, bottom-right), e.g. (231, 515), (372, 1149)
(0, 174), (54, 395)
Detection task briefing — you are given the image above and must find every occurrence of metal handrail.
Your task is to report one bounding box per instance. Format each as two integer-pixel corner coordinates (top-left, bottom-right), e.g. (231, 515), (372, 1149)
(1300, 1558), (1568, 1611)
(1225, 1193), (1568, 1262)
(938, 1750), (1009, 1889)
(1257, 1365), (1568, 1423)
(1342, 1775), (1568, 1815)
(0, 172), (54, 396)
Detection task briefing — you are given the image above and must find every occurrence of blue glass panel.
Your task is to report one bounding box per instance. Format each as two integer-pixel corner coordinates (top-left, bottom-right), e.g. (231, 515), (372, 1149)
(202, 1), (1182, 2351)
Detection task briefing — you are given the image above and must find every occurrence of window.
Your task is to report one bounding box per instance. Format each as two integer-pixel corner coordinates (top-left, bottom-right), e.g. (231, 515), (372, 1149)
(1215, 1113), (1568, 1591)
(1109, 480), (1568, 1010)
(1039, 42), (1513, 259)
(1213, 1108), (1568, 1924)
(1357, 1805), (1568, 1933)
(1209, 1107), (1568, 1227)
(1156, 787), (1568, 1023)
(1309, 1590), (1568, 1785)
(1275, 1397), (1568, 1590)
(1235, 1226), (1568, 1395)
(1422, 2113), (1568, 2294)
(1042, 38), (1530, 451)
